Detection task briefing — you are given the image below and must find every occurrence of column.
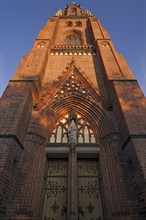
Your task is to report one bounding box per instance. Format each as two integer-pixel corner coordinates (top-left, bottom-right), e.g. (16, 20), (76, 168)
(67, 110), (78, 220)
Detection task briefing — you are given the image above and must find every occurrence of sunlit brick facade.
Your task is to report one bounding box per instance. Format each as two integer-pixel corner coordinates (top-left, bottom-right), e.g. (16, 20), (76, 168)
(0, 3), (146, 220)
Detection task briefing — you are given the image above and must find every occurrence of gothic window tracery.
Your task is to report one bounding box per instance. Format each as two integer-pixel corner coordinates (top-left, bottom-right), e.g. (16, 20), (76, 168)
(49, 118), (68, 143)
(65, 30), (82, 46)
(66, 35), (82, 45)
(49, 115), (96, 144)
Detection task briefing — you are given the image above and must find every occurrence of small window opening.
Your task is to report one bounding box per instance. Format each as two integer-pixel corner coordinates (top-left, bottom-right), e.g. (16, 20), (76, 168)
(71, 8), (77, 16)
(76, 21), (82, 27)
(67, 21), (73, 27)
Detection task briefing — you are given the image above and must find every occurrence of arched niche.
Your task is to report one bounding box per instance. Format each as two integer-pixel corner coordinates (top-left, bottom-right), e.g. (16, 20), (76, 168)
(63, 30), (83, 45)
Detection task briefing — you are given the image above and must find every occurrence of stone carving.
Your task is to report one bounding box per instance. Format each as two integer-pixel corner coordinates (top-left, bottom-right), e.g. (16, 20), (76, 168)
(101, 41), (109, 48)
(68, 119), (77, 145)
(68, 108), (78, 146)
(37, 41), (46, 48)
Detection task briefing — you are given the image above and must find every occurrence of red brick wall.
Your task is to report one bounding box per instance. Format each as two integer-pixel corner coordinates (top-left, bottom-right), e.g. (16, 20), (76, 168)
(0, 81), (35, 219)
(0, 6), (146, 220)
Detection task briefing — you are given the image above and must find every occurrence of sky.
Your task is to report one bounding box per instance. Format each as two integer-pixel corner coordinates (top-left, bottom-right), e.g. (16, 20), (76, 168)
(0, 0), (146, 96)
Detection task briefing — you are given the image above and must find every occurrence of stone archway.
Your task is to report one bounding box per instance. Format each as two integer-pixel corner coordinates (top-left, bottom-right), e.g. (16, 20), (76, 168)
(32, 94), (111, 220)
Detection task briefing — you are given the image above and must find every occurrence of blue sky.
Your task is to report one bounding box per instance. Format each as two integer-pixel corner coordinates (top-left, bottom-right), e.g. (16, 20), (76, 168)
(1, 0), (145, 96)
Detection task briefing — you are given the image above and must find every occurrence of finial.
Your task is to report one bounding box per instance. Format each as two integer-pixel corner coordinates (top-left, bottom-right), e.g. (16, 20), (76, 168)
(55, 9), (62, 16)
(86, 10), (92, 16)
(71, 57), (75, 63)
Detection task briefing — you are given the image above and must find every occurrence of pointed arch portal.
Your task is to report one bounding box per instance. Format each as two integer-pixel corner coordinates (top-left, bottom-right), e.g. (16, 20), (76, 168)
(37, 64), (111, 220)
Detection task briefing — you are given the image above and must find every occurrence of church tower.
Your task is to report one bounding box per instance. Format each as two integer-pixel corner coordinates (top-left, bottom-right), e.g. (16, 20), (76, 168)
(1, 3), (146, 220)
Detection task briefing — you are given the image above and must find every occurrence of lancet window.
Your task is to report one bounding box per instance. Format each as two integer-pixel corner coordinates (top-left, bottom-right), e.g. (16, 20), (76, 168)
(65, 30), (82, 46)
(49, 115), (96, 144)
(71, 8), (77, 15)
(66, 35), (82, 45)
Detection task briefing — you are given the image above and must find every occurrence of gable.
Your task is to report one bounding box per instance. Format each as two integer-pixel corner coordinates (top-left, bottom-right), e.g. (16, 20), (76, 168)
(34, 60), (103, 111)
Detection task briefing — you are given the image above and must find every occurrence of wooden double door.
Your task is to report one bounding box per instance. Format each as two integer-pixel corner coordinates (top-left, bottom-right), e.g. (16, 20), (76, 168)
(42, 159), (103, 220)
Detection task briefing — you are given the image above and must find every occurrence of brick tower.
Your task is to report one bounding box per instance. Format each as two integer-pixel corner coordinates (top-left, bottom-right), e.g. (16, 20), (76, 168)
(0, 3), (146, 220)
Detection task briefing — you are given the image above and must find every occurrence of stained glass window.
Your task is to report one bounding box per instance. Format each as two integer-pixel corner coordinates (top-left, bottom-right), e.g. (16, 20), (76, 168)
(49, 115), (96, 144)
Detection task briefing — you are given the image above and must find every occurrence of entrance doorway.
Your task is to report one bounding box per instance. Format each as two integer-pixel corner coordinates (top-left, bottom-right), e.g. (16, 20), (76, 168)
(42, 159), (103, 220)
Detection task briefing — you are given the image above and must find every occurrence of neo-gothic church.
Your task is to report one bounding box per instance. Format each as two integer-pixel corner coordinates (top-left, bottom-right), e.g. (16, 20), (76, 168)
(0, 3), (146, 220)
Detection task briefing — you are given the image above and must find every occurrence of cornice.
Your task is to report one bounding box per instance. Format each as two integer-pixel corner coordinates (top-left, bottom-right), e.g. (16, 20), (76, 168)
(59, 15), (88, 20)
(50, 45), (96, 56)
(52, 45), (93, 49)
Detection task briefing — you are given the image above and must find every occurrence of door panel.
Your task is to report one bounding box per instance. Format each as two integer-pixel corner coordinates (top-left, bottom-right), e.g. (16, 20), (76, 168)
(78, 159), (103, 220)
(42, 159), (103, 220)
(42, 159), (68, 220)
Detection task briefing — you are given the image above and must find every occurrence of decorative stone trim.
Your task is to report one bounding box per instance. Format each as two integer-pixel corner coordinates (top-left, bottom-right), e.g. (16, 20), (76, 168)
(50, 51), (96, 56)
(26, 133), (46, 145)
(34, 60), (102, 110)
(101, 41), (110, 48)
(100, 134), (112, 144)
(0, 134), (24, 150)
(37, 41), (46, 48)
(92, 18), (98, 23)
(52, 45), (93, 49)
(50, 45), (96, 56)
(52, 71), (97, 104)
(60, 16), (88, 20)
